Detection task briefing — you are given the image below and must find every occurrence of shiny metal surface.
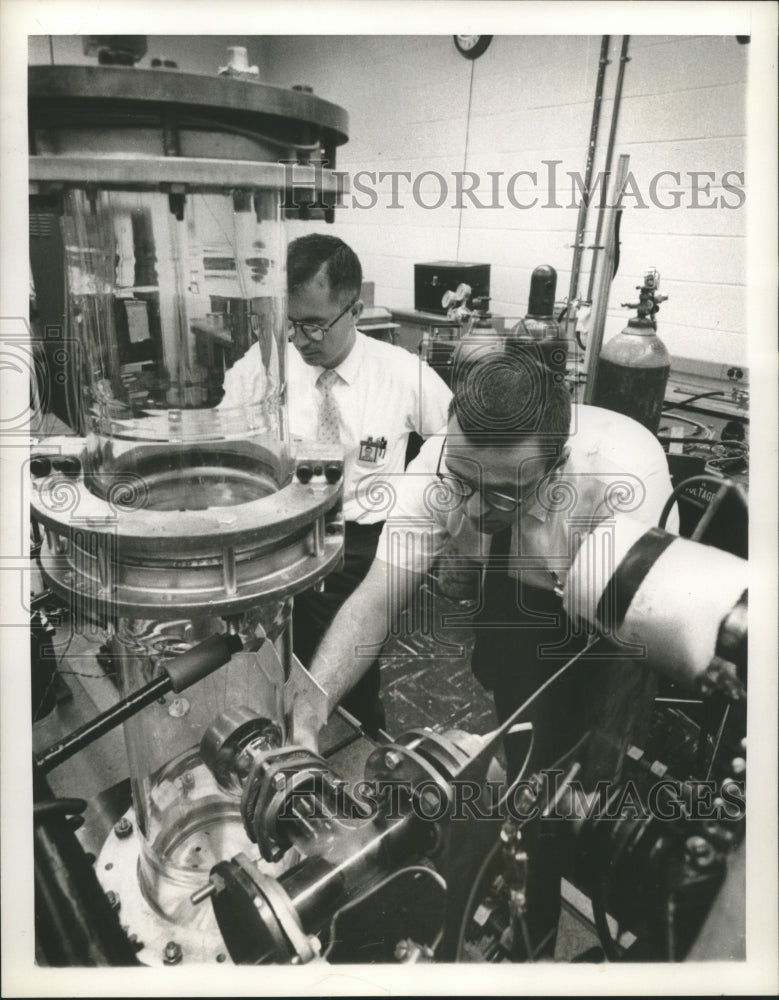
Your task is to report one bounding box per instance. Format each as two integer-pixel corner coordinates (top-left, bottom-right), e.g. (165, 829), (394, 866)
(29, 64), (349, 148)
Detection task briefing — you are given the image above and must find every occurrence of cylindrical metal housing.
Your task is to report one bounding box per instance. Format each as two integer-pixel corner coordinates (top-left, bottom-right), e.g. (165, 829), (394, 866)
(562, 519), (748, 697)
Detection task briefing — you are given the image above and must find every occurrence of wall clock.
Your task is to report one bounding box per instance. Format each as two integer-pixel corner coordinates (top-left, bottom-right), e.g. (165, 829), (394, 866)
(453, 35), (493, 59)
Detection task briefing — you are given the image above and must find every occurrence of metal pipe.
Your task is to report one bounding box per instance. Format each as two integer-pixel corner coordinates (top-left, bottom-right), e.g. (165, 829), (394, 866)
(586, 36), (631, 305)
(565, 35), (611, 317)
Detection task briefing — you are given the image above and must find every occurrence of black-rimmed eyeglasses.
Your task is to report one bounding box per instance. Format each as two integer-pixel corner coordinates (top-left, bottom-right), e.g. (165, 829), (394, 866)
(434, 437), (537, 514)
(287, 298), (357, 342)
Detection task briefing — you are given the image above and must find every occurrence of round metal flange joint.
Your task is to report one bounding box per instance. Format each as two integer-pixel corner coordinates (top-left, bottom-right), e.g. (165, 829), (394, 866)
(209, 853), (314, 965)
(240, 746), (332, 862)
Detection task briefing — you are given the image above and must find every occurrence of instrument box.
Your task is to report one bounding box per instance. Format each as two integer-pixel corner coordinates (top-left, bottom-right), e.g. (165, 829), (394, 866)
(414, 261), (491, 315)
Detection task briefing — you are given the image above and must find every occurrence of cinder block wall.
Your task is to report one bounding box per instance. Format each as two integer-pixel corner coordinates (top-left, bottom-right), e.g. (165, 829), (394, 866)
(261, 35), (748, 367)
(29, 34), (749, 366)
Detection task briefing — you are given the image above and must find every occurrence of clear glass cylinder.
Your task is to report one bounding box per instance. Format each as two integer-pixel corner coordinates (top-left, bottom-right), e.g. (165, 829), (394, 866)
(60, 185), (291, 505)
(112, 607), (290, 924)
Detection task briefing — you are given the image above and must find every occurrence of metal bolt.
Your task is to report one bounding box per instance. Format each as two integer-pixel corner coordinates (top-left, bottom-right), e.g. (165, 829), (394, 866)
(394, 940), (409, 961)
(163, 940), (183, 965)
(168, 697), (190, 719)
(114, 816), (133, 839)
(190, 882), (216, 906)
(685, 835), (709, 857)
(685, 835), (716, 867)
(216, 953), (227, 963)
(384, 750), (402, 771)
(730, 757), (746, 776)
(271, 772), (286, 791)
(105, 890), (120, 912)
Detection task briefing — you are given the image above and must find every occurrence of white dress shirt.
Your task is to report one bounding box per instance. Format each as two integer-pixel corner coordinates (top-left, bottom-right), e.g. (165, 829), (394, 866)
(220, 332), (452, 523)
(374, 403), (680, 591)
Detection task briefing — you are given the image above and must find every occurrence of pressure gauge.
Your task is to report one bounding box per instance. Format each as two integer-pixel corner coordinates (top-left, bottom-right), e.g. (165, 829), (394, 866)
(453, 35), (493, 59)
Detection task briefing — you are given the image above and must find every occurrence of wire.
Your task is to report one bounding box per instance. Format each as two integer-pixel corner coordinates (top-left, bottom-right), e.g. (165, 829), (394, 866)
(454, 841), (501, 962)
(662, 390), (725, 411)
(322, 865), (446, 961)
(705, 704), (731, 782)
(456, 59), (476, 261)
(657, 412), (713, 438)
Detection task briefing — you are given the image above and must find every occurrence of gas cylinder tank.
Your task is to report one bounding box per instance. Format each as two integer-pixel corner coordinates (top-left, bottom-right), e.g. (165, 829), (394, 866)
(508, 264), (569, 377)
(591, 316), (671, 434)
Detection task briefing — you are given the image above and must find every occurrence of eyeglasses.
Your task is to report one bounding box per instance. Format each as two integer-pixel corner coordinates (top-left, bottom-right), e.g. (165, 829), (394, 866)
(435, 437), (539, 514)
(287, 297), (357, 342)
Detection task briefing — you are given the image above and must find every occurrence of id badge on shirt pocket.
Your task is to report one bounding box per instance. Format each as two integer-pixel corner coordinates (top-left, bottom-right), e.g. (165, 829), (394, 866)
(357, 435), (387, 465)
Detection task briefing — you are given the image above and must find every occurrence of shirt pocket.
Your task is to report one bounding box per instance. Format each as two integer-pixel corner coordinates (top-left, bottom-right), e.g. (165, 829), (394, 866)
(354, 432), (393, 470)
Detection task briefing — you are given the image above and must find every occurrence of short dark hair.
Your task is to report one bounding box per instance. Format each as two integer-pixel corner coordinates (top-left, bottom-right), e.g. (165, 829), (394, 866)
(287, 234), (362, 303)
(450, 337), (571, 446)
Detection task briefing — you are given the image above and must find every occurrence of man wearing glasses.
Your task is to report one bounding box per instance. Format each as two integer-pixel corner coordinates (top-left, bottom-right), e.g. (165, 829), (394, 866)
(220, 233), (452, 734)
(294, 337), (678, 956)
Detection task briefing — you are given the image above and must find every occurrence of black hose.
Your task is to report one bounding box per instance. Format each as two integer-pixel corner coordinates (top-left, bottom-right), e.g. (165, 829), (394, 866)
(662, 390), (726, 411)
(658, 473), (747, 530)
(36, 630), (243, 772)
(34, 797), (87, 821)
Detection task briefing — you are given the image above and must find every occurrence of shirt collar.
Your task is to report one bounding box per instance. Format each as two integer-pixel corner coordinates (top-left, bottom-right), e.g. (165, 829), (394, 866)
(524, 444), (572, 524)
(313, 329), (364, 386)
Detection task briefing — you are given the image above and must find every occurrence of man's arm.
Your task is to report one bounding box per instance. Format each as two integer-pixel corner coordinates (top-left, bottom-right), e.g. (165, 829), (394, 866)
(292, 558), (424, 746)
(412, 355), (452, 437)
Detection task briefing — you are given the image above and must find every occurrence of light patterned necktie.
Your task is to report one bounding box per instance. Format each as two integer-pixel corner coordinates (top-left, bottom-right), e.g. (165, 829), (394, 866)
(316, 368), (341, 443)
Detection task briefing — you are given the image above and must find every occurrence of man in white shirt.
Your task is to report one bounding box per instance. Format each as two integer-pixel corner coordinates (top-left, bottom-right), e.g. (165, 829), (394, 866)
(220, 234), (452, 734)
(295, 337), (679, 957)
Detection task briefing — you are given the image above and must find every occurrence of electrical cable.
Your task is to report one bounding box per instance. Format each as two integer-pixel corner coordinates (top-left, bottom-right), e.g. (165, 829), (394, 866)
(658, 411), (713, 438)
(456, 731), (591, 962)
(658, 473), (747, 531)
(322, 865), (447, 961)
(662, 390), (726, 411)
(456, 58), (476, 261)
(454, 841), (501, 962)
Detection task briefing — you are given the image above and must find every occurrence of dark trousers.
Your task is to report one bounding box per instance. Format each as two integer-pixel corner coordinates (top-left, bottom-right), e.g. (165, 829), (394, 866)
(292, 520), (386, 736)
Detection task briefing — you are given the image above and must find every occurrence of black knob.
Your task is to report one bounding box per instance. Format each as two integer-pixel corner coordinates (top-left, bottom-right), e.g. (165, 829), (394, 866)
(30, 456), (52, 478)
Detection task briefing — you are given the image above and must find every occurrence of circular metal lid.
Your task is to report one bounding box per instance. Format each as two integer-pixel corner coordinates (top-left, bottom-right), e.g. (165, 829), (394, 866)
(29, 65), (349, 148)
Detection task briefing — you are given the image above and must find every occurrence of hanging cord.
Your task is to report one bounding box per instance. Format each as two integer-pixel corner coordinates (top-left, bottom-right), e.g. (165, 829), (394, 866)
(455, 59), (476, 261)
